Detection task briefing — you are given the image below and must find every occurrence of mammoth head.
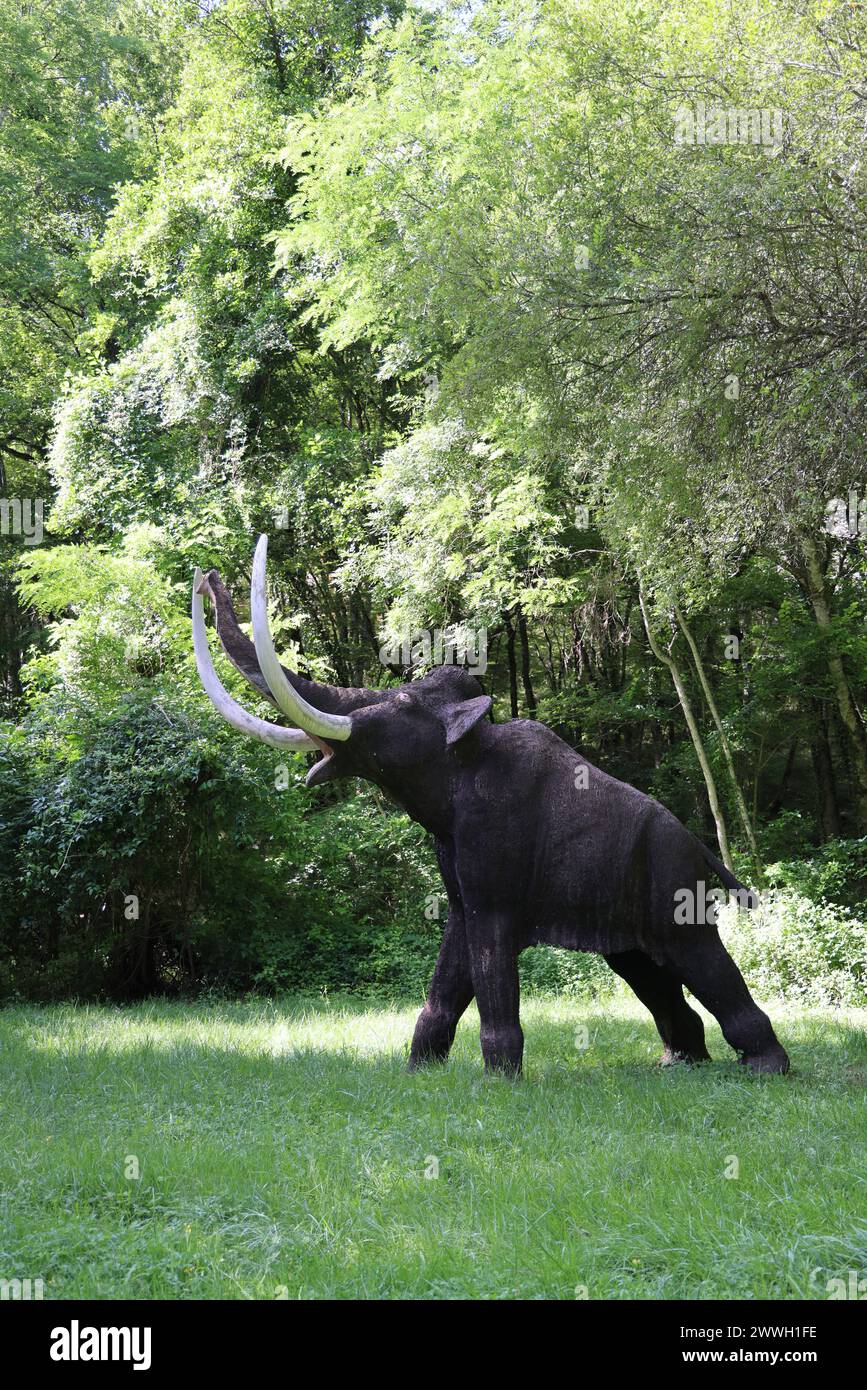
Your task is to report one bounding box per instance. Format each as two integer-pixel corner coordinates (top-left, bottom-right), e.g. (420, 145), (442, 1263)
(192, 536), (492, 808)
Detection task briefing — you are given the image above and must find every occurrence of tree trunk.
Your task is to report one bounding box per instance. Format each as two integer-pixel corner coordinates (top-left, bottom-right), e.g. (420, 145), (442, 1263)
(767, 736), (798, 819)
(639, 589), (734, 871)
(503, 612), (519, 718)
(517, 609), (537, 718)
(801, 533), (867, 828)
(675, 606), (763, 879)
(810, 704), (841, 839)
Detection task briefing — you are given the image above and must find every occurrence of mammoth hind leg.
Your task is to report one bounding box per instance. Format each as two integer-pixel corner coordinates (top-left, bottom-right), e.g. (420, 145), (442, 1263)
(664, 936), (790, 1075)
(604, 949), (710, 1064)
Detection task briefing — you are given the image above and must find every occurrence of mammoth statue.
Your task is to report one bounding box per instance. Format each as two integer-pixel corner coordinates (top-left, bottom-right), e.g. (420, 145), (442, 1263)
(192, 536), (789, 1077)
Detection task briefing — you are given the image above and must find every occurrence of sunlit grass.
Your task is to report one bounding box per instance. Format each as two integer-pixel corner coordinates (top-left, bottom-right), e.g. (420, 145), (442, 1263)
(1, 994), (865, 1299)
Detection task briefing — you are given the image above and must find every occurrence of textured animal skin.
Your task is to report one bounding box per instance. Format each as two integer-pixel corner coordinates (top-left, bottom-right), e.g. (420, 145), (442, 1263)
(199, 565), (790, 1078)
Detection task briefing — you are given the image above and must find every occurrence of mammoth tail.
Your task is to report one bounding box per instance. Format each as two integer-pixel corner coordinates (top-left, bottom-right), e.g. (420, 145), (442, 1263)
(695, 840), (760, 910)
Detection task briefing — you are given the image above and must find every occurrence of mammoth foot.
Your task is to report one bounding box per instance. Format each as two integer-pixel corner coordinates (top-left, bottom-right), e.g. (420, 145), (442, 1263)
(740, 1045), (790, 1075)
(659, 1046), (710, 1066)
(406, 1051), (449, 1071)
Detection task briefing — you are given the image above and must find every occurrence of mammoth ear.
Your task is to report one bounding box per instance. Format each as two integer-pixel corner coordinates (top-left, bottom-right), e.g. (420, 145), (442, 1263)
(444, 695), (492, 747)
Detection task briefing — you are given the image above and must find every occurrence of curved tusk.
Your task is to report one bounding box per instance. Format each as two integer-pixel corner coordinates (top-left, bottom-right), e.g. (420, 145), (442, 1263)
(192, 569), (317, 752)
(250, 535), (352, 742)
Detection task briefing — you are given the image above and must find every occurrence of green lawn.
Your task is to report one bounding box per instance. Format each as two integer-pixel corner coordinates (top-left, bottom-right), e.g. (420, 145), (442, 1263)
(1, 993), (865, 1300)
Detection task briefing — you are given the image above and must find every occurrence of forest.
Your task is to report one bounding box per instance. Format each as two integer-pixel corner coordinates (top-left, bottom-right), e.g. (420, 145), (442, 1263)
(1, 0), (866, 1004)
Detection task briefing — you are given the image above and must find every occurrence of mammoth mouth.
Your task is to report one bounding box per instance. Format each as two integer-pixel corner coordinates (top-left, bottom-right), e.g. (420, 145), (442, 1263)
(304, 731), (340, 787)
(306, 748), (340, 787)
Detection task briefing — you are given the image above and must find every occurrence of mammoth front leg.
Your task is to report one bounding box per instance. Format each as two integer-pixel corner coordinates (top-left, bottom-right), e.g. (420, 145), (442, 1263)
(466, 916), (523, 1076)
(408, 912), (474, 1069)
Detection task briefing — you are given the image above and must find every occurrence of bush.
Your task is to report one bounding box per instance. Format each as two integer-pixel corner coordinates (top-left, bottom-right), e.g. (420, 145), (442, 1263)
(243, 791), (443, 999)
(0, 694), (443, 1002)
(0, 693), (322, 999)
(756, 810), (820, 864)
(519, 945), (615, 997)
(720, 890), (867, 1007)
(764, 837), (867, 911)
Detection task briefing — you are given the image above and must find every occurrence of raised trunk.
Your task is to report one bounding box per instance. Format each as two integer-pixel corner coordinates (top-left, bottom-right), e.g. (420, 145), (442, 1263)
(205, 569), (385, 717)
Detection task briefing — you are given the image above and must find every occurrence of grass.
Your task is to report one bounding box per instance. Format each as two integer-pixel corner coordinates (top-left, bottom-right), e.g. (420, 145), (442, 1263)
(1, 992), (866, 1300)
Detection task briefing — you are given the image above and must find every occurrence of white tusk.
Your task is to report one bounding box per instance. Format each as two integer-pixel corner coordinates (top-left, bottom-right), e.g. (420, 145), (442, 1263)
(192, 569), (317, 752)
(250, 535), (352, 742)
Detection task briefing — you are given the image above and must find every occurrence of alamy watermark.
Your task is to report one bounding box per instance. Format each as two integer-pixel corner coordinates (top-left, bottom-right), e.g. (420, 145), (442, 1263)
(825, 491), (866, 539)
(379, 627), (488, 676)
(0, 497), (44, 545)
(1, 1276), (44, 1300)
(674, 881), (760, 926)
(50, 1323), (152, 1370)
(811, 1269), (867, 1299)
(674, 100), (786, 149)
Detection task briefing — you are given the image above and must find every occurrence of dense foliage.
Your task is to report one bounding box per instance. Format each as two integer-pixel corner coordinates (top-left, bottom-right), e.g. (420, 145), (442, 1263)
(1, 0), (865, 1000)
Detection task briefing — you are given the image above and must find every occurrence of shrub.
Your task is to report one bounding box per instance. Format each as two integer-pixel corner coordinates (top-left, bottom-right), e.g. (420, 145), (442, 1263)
(0, 693), (319, 999)
(720, 890), (867, 1007)
(764, 837), (867, 911)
